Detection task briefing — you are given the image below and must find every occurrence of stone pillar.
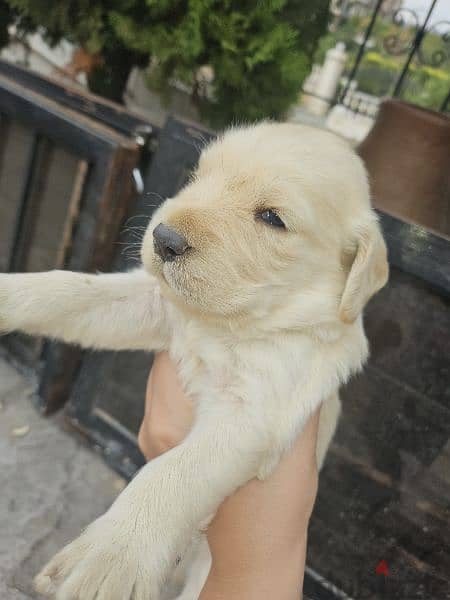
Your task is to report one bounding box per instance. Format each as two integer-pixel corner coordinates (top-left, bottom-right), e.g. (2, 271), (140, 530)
(306, 43), (348, 117)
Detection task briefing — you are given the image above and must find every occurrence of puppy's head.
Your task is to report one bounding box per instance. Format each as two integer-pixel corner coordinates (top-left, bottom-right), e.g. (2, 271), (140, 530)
(142, 123), (388, 329)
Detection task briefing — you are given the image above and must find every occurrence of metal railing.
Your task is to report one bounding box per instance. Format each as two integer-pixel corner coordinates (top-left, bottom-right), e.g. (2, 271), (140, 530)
(305, 0), (450, 117)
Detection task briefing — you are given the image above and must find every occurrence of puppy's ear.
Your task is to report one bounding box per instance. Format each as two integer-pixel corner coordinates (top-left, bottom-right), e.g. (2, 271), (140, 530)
(339, 218), (389, 324)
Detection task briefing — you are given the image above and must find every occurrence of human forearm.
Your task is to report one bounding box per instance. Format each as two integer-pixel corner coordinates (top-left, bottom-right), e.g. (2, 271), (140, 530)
(200, 410), (320, 600)
(201, 525), (308, 600)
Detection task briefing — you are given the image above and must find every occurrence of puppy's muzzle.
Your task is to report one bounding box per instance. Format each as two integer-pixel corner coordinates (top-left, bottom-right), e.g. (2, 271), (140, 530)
(153, 223), (189, 262)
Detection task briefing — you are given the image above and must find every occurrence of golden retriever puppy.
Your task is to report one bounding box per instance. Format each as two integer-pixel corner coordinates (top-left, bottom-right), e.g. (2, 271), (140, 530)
(0, 122), (388, 600)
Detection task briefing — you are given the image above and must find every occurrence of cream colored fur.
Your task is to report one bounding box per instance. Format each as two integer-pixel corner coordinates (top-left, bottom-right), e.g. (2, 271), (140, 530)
(169, 392), (341, 600)
(0, 122), (388, 600)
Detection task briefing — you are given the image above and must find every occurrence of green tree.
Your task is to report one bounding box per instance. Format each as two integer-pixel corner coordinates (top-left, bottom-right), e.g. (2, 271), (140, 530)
(3, 0), (330, 126)
(0, 0), (37, 51)
(3, 0), (149, 101)
(0, 1), (13, 50)
(112, 0), (330, 125)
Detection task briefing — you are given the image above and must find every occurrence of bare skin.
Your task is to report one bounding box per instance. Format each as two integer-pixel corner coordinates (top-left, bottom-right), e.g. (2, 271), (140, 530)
(138, 351), (320, 600)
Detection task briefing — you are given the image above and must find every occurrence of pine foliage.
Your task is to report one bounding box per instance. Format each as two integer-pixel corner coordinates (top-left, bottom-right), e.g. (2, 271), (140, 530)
(3, 0), (330, 125)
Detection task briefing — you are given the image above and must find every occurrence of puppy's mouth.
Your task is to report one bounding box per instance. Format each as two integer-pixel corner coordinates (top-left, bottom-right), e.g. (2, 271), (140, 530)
(151, 249), (191, 298)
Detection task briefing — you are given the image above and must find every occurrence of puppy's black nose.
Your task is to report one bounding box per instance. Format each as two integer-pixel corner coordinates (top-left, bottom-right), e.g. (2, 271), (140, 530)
(153, 223), (189, 262)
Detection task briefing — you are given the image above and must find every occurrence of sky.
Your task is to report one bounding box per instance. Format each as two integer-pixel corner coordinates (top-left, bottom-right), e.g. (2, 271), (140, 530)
(403, 0), (450, 28)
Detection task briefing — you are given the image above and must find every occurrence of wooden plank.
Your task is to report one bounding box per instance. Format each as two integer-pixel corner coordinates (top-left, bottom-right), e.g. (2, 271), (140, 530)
(306, 265), (450, 598)
(65, 117), (213, 464)
(0, 59), (156, 139)
(0, 120), (34, 271)
(377, 210), (450, 297)
(0, 74), (136, 160)
(0, 71), (142, 412)
(364, 267), (450, 409)
(37, 142), (140, 414)
(55, 160), (89, 269)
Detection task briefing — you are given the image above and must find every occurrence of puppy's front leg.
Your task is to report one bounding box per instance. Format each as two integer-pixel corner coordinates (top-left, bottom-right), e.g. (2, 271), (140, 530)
(35, 402), (271, 600)
(0, 269), (170, 351)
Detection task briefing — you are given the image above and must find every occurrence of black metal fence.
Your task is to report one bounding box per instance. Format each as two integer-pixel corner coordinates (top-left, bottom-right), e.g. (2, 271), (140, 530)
(305, 0), (450, 116)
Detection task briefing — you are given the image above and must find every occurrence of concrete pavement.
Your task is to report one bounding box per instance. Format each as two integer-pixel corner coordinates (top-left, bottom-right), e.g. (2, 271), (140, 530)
(0, 358), (125, 598)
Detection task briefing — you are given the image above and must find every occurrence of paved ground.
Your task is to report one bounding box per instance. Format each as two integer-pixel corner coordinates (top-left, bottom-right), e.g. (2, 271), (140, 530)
(0, 358), (125, 599)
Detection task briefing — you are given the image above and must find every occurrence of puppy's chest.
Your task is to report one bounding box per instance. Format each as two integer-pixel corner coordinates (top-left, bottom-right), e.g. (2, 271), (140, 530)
(169, 334), (237, 400)
(169, 327), (306, 404)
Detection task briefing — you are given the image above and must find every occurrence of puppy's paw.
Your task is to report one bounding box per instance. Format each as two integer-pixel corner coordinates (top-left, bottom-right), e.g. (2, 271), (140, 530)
(34, 514), (161, 600)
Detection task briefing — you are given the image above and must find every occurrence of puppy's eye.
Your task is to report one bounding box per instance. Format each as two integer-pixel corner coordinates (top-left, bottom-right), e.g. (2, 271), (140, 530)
(259, 209), (285, 229)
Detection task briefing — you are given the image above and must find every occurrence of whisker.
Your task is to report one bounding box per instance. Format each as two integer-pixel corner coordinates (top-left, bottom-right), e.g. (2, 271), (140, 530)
(120, 228), (146, 237)
(121, 246), (142, 260)
(122, 214), (151, 228)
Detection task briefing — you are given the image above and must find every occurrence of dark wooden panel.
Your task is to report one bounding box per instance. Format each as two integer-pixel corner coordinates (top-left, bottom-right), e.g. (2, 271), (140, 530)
(8, 140), (80, 272)
(66, 117), (214, 475)
(37, 141), (141, 413)
(378, 210), (450, 297)
(0, 74), (135, 161)
(308, 266), (450, 599)
(0, 59), (155, 140)
(365, 267), (450, 409)
(76, 350), (151, 438)
(0, 120), (34, 271)
(0, 72), (141, 412)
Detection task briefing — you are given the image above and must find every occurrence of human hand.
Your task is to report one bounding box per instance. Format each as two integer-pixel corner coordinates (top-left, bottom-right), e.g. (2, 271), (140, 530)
(138, 351), (195, 460)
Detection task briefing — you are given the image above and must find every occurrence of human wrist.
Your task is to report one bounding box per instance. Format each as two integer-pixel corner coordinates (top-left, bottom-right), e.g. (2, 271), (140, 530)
(200, 444), (318, 600)
(200, 538), (306, 600)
